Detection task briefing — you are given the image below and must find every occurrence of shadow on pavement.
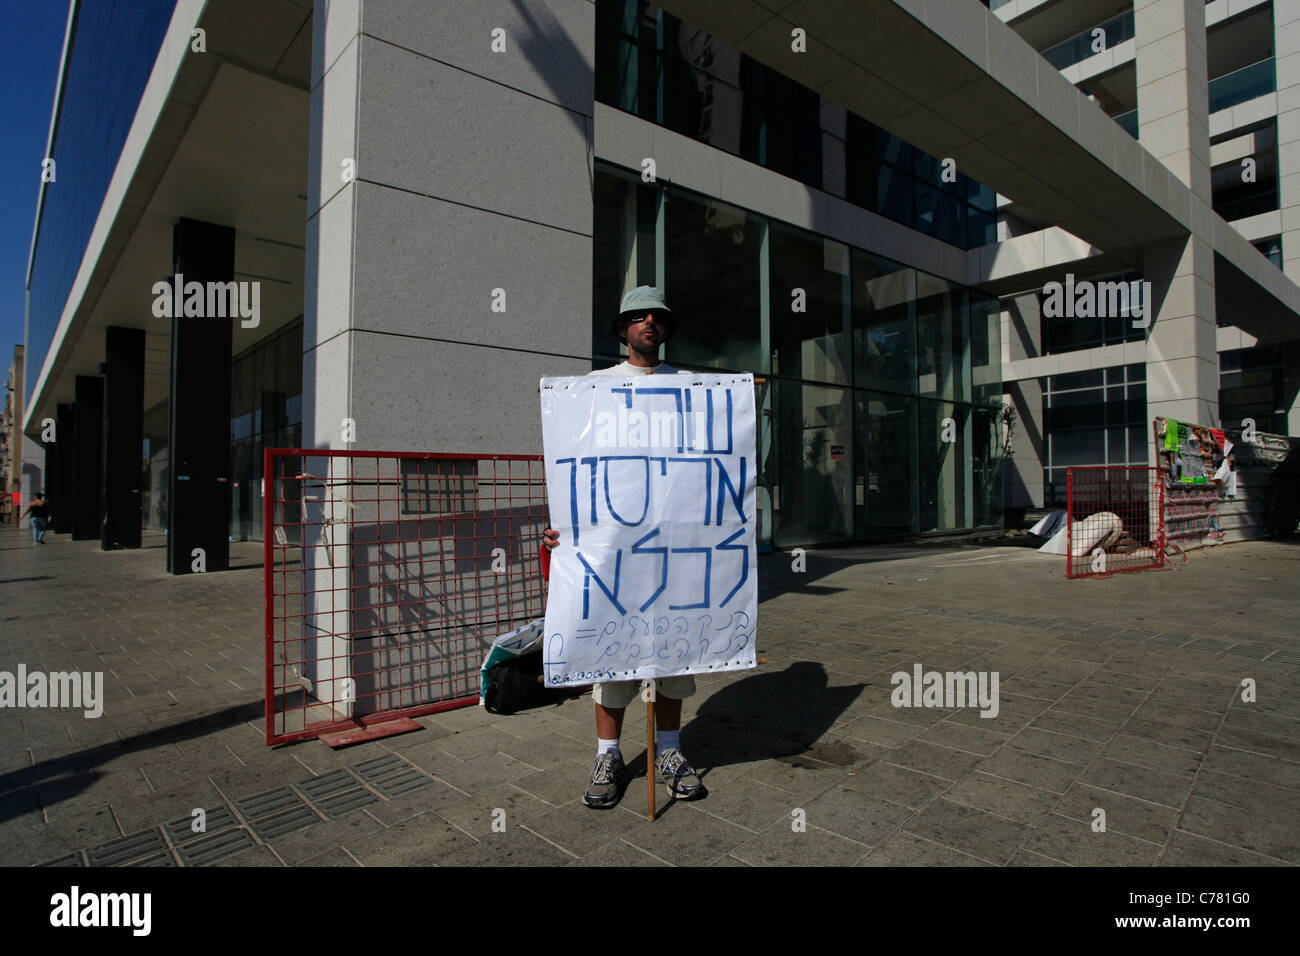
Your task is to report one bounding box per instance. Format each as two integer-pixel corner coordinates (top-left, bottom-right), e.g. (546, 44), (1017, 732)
(682, 661), (865, 774)
(0, 700), (264, 824)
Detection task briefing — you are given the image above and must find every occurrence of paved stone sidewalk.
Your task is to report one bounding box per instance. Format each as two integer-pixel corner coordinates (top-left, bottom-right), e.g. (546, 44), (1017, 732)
(1, 526), (1297, 866)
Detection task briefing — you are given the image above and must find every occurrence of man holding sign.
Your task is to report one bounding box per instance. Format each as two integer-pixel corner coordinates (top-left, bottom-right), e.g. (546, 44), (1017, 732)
(542, 287), (758, 809)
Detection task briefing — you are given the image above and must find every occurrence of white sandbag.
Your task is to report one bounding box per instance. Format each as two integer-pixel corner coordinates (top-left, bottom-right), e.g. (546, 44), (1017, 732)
(1037, 512), (1123, 556)
(1029, 509), (1066, 538)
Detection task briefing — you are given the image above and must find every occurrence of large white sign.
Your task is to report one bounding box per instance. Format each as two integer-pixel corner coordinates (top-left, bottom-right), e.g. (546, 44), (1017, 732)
(539, 373), (758, 688)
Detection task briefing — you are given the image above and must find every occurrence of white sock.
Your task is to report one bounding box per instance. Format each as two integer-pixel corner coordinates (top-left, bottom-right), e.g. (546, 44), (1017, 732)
(657, 730), (680, 751)
(597, 737), (620, 757)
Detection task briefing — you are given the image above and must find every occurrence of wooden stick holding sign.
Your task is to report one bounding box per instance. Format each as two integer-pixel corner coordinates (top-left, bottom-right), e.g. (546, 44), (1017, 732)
(646, 681), (656, 822)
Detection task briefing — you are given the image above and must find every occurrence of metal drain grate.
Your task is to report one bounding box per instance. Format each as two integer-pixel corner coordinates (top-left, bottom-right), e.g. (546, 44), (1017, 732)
(1152, 634), (1187, 645)
(1223, 645), (1269, 659)
(1265, 649), (1300, 664)
(314, 788), (379, 819)
(352, 752), (433, 797)
(352, 753), (411, 782)
(235, 787), (306, 821)
(367, 766), (434, 798)
(165, 806), (239, 845)
(87, 828), (168, 867)
(39, 852), (84, 867)
(176, 827), (256, 866)
(125, 851), (176, 867)
(294, 769), (361, 801)
(247, 806), (320, 841)
(1184, 639), (1231, 653)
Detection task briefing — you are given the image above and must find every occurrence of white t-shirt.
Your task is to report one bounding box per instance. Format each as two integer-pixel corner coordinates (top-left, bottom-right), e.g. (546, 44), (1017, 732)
(589, 360), (681, 376)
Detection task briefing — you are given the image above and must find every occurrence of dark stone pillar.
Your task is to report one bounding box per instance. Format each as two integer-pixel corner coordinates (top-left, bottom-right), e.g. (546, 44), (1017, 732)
(54, 403), (74, 534)
(167, 217), (234, 574)
(72, 376), (103, 540)
(102, 326), (146, 550)
(42, 440), (56, 527)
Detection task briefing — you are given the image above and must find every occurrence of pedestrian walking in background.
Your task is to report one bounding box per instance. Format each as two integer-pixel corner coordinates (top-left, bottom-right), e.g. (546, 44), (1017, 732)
(21, 492), (50, 544)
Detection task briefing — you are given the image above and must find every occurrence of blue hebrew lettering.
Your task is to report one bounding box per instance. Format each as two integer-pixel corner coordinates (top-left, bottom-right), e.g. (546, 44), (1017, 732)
(556, 457), (580, 546)
(602, 456), (651, 526)
(631, 527), (668, 612)
(577, 549), (626, 618)
(715, 456), (748, 524)
(684, 389), (693, 452)
(544, 634), (566, 669)
(580, 457), (598, 523)
(701, 388), (734, 455)
(613, 386), (686, 453)
(716, 528), (749, 608)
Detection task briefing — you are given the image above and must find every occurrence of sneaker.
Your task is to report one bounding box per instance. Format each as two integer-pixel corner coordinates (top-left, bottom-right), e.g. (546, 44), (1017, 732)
(583, 751), (624, 808)
(655, 747), (706, 800)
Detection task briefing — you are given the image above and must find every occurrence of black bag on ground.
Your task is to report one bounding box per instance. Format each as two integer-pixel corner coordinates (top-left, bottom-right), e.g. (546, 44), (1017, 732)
(484, 649), (569, 714)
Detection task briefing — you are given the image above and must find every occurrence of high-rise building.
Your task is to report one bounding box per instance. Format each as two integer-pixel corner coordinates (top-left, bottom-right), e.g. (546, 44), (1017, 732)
(19, 0), (1300, 563)
(988, 0), (1300, 507)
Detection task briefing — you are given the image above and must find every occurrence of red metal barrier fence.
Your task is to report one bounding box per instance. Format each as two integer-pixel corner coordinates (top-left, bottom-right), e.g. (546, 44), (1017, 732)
(263, 449), (549, 745)
(1065, 466), (1165, 578)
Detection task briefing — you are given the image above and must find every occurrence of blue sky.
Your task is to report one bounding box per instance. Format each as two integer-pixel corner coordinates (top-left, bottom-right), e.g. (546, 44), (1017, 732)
(0, 0), (66, 368)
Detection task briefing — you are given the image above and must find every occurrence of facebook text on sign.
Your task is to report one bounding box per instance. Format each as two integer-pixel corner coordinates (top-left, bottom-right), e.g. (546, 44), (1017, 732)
(539, 373), (758, 687)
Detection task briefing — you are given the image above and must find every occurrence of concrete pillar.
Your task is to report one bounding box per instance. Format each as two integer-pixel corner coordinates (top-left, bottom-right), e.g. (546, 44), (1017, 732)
(1276, 2), (1300, 282)
(1005, 378), (1044, 510)
(1002, 293), (1042, 362)
(1284, 341), (1300, 437)
(304, 0), (595, 454)
(295, 1), (597, 723)
(1134, 0), (1211, 199)
(167, 217), (234, 575)
(72, 375), (103, 540)
(102, 326), (146, 550)
(54, 403), (74, 534)
(22, 434), (45, 508)
(1144, 235), (1218, 451)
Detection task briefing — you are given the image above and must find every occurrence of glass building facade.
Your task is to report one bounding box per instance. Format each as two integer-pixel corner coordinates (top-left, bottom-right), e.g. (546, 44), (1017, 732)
(230, 319), (304, 541)
(594, 1), (1007, 546)
(596, 0), (998, 251)
(594, 164), (1003, 547)
(1220, 345), (1285, 435)
(26, 0), (179, 406)
(1041, 365), (1148, 507)
(139, 319), (303, 542)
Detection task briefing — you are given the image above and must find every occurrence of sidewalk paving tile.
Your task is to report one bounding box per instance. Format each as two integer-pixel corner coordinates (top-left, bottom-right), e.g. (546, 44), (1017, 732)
(5, 528), (1298, 866)
(903, 798), (1032, 865)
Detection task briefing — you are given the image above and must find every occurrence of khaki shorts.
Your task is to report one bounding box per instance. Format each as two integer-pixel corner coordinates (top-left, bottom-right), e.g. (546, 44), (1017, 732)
(592, 675), (696, 710)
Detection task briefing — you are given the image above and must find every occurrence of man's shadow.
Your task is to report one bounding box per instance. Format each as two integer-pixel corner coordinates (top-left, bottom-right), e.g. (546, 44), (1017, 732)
(679, 661), (867, 774)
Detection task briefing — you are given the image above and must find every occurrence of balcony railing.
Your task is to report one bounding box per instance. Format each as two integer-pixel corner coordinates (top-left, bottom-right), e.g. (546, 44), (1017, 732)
(1041, 10), (1134, 70)
(1208, 57), (1276, 113)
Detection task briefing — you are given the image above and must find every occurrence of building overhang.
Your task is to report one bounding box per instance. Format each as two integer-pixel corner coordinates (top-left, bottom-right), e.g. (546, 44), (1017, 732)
(23, 0), (310, 434)
(657, 0), (1300, 337)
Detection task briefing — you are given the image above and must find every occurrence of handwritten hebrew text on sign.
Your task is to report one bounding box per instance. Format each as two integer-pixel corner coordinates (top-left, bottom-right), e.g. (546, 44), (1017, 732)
(539, 373), (758, 687)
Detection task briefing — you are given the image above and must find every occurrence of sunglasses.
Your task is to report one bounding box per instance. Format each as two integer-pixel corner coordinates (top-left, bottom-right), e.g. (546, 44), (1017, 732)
(625, 311), (672, 325)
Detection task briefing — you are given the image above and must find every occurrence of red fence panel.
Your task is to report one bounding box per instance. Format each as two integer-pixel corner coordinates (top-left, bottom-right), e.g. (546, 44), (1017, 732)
(1065, 466), (1165, 579)
(264, 449), (549, 745)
